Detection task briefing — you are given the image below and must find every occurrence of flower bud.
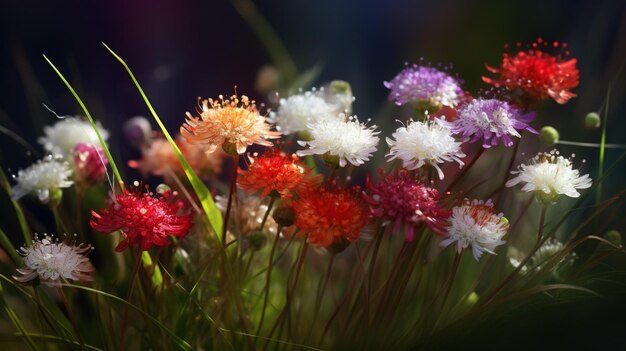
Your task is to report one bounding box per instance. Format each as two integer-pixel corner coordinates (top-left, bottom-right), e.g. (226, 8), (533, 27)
(124, 116), (152, 148)
(248, 231), (267, 251)
(221, 141), (239, 156)
(584, 112), (601, 129)
(272, 205), (295, 227)
(255, 65), (279, 95)
(603, 230), (621, 246)
(539, 126), (559, 146)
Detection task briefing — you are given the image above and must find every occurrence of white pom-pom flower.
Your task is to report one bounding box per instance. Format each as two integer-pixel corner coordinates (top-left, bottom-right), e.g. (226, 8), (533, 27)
(440, 199), (508, 261)
(14, 234), (94, 287)
(12, 156), (74, 203)
(297, 115), (379, 167)
(506, 149), (592, 203)
(39, 117), (109, 158)
(268, 89), (344, 135)
(386, 119), (465, 179)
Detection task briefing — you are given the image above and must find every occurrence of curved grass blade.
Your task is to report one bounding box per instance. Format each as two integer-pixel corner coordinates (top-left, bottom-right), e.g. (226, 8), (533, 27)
(0, 166), (32, 245)
(0, 227), (22, 265)
(0, 280), (39, 350)
(102, 42), (223, 240)
(42, 55), (124, 192)
(0, 333), (102, 351)
(63, 283), (192, 351)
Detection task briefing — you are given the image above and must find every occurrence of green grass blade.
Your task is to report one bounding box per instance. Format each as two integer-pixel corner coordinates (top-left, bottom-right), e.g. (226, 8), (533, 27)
(0, 333), (103, 351)
(0, 166), (32, 245)
(0, 227), (22, 265)
(102, 42), (224, 240)
(141, 251), (163, 288)
(596, 86), (609, 206)
(63, 283), (192, 351)
(0, 280), (40, 351)
(42, 55), (124, 192)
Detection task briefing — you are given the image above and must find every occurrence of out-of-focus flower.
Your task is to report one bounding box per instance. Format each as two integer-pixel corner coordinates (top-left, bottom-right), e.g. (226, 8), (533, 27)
(268, 88), (344, 135)
(90, 183), (193, 252)
(123, 116), (153, 147)
(363, 171), (450, 241)
(129, 134), (225, 179)
(291, 187), (368, 249)
(386, 120), (465, 179)
(12, 156), (73, 204)
(73, 143), (108, 187)
(483, 39), (579, 104)
(506, 149), (592, 203)
(238, 150), (319, 198)
(39, 117), (109, 158)
(509, 239), (576, 277)
(444, 98), (537, 148)
(14, 234), (94, 287)
(384, 64), (463, 108)
(297, 115), (379, 167)
(440, 199), (508, 260)
(216, 191), (279, 236)
(181, 94), (281, 155)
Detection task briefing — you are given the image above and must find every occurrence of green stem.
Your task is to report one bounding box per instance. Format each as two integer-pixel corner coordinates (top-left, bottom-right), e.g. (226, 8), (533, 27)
(222, 155), (239, 246)
(256, 224), (283, 335)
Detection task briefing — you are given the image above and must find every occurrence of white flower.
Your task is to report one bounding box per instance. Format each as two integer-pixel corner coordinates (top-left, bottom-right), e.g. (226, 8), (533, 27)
(268, 89), (343, 135)
(297, 115), (380, 167)
(14, 234), (94, 287)
(39, 117), (109, 158)
(509, 239), (575, 274)
(441, 199), (508, 261)
(506, 149), (592, 202)
(216, 192), (278, 236)
(386, 119), (465, 179)
(12, 156), (74, 203)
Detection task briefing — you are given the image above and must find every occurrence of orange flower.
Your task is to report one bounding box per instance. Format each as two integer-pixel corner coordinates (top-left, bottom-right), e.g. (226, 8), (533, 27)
(291, 187), (368, 248)
(181, 94), (281, 155)
(238, 150), (319, 198)
(129, 134), (225, 179)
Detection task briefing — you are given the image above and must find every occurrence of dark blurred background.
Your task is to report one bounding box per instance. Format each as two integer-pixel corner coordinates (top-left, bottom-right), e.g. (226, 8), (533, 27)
(1, 0), (626, 347)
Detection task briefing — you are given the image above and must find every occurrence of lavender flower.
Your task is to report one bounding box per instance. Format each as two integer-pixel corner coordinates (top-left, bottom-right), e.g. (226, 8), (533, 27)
(384, 64), (462, 108)
(446, 98), (537, 148)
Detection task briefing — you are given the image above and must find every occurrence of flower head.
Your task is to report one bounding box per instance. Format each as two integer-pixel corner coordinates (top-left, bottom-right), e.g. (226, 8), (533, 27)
(506, 150), (592, 203)
(90, 183), (193, 251)
(384, 64), (463, 108)
(216, 192), (279, 237)
(482, 39), (579, 104)
(14, 234), (94, 287)
(297, 115), (379, 167)
(238, 150), (319, 198)
(73, 143), (108, 186)
(386, 120), (465, 179)
(181, 94), (281, 155)
(291, 187), (368, 249)
(268, 89), (344, 135)
(440, 199), (508, 260)
(39, 117), (109, 158)
(363, 171), (450, 241)
(12, 156), (73, 203)
(445, 98), (537, 148)
(129, 134), (225, 179)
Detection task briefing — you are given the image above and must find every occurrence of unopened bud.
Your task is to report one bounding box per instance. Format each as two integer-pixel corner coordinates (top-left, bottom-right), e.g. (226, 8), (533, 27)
(124, 116), (152, 148)
(539, 126), (559, 146)
(248, 231), (267, 251)
(603, 230), (621, 246)
(584, 112), (601, 129)
(272, 205), (295, 227)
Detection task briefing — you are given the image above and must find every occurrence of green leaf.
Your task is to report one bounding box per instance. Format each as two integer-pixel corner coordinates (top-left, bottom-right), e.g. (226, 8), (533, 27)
(0, 167), (32, 245)
(0, 279), (40, 350)
(42, 55), (124, 192)
(141, 251), (163, 288)
(102, 42), (224, 241)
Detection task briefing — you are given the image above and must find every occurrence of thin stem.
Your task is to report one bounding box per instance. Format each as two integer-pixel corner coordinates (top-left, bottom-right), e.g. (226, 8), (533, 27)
(488, 139), (520, 199)
(537, 205), (548, 244)
(259, 197), (276, 231)
(256, 224), (283, 335)
(222, 155), (239, 246)
(446, 147), (485, 193)
(310, 254), (336, 336)
(433, 252), (462, 329)
(57, 286), (84, 347)
(120, 252), (143, 343)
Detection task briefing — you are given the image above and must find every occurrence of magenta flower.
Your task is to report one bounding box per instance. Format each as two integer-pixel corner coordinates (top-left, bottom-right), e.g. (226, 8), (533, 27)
(384, 64), (463, 108)
(363, 172), (451, 241)
(73, 143), (108, 186)
(445, 98), (537, 148)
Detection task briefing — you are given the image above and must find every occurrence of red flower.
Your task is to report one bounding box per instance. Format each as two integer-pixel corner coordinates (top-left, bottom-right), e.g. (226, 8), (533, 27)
(363, 171), (450, 241)
(90, 184), (193, 252)
(482, 39), (579, 104)
(291, 187), (368, 248)
(238, 150), (319, 198)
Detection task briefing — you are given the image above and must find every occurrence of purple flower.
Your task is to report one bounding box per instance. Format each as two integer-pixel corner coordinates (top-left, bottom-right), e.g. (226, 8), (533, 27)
(446, 98), (537, 148)
(384, 64), (463, 107)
